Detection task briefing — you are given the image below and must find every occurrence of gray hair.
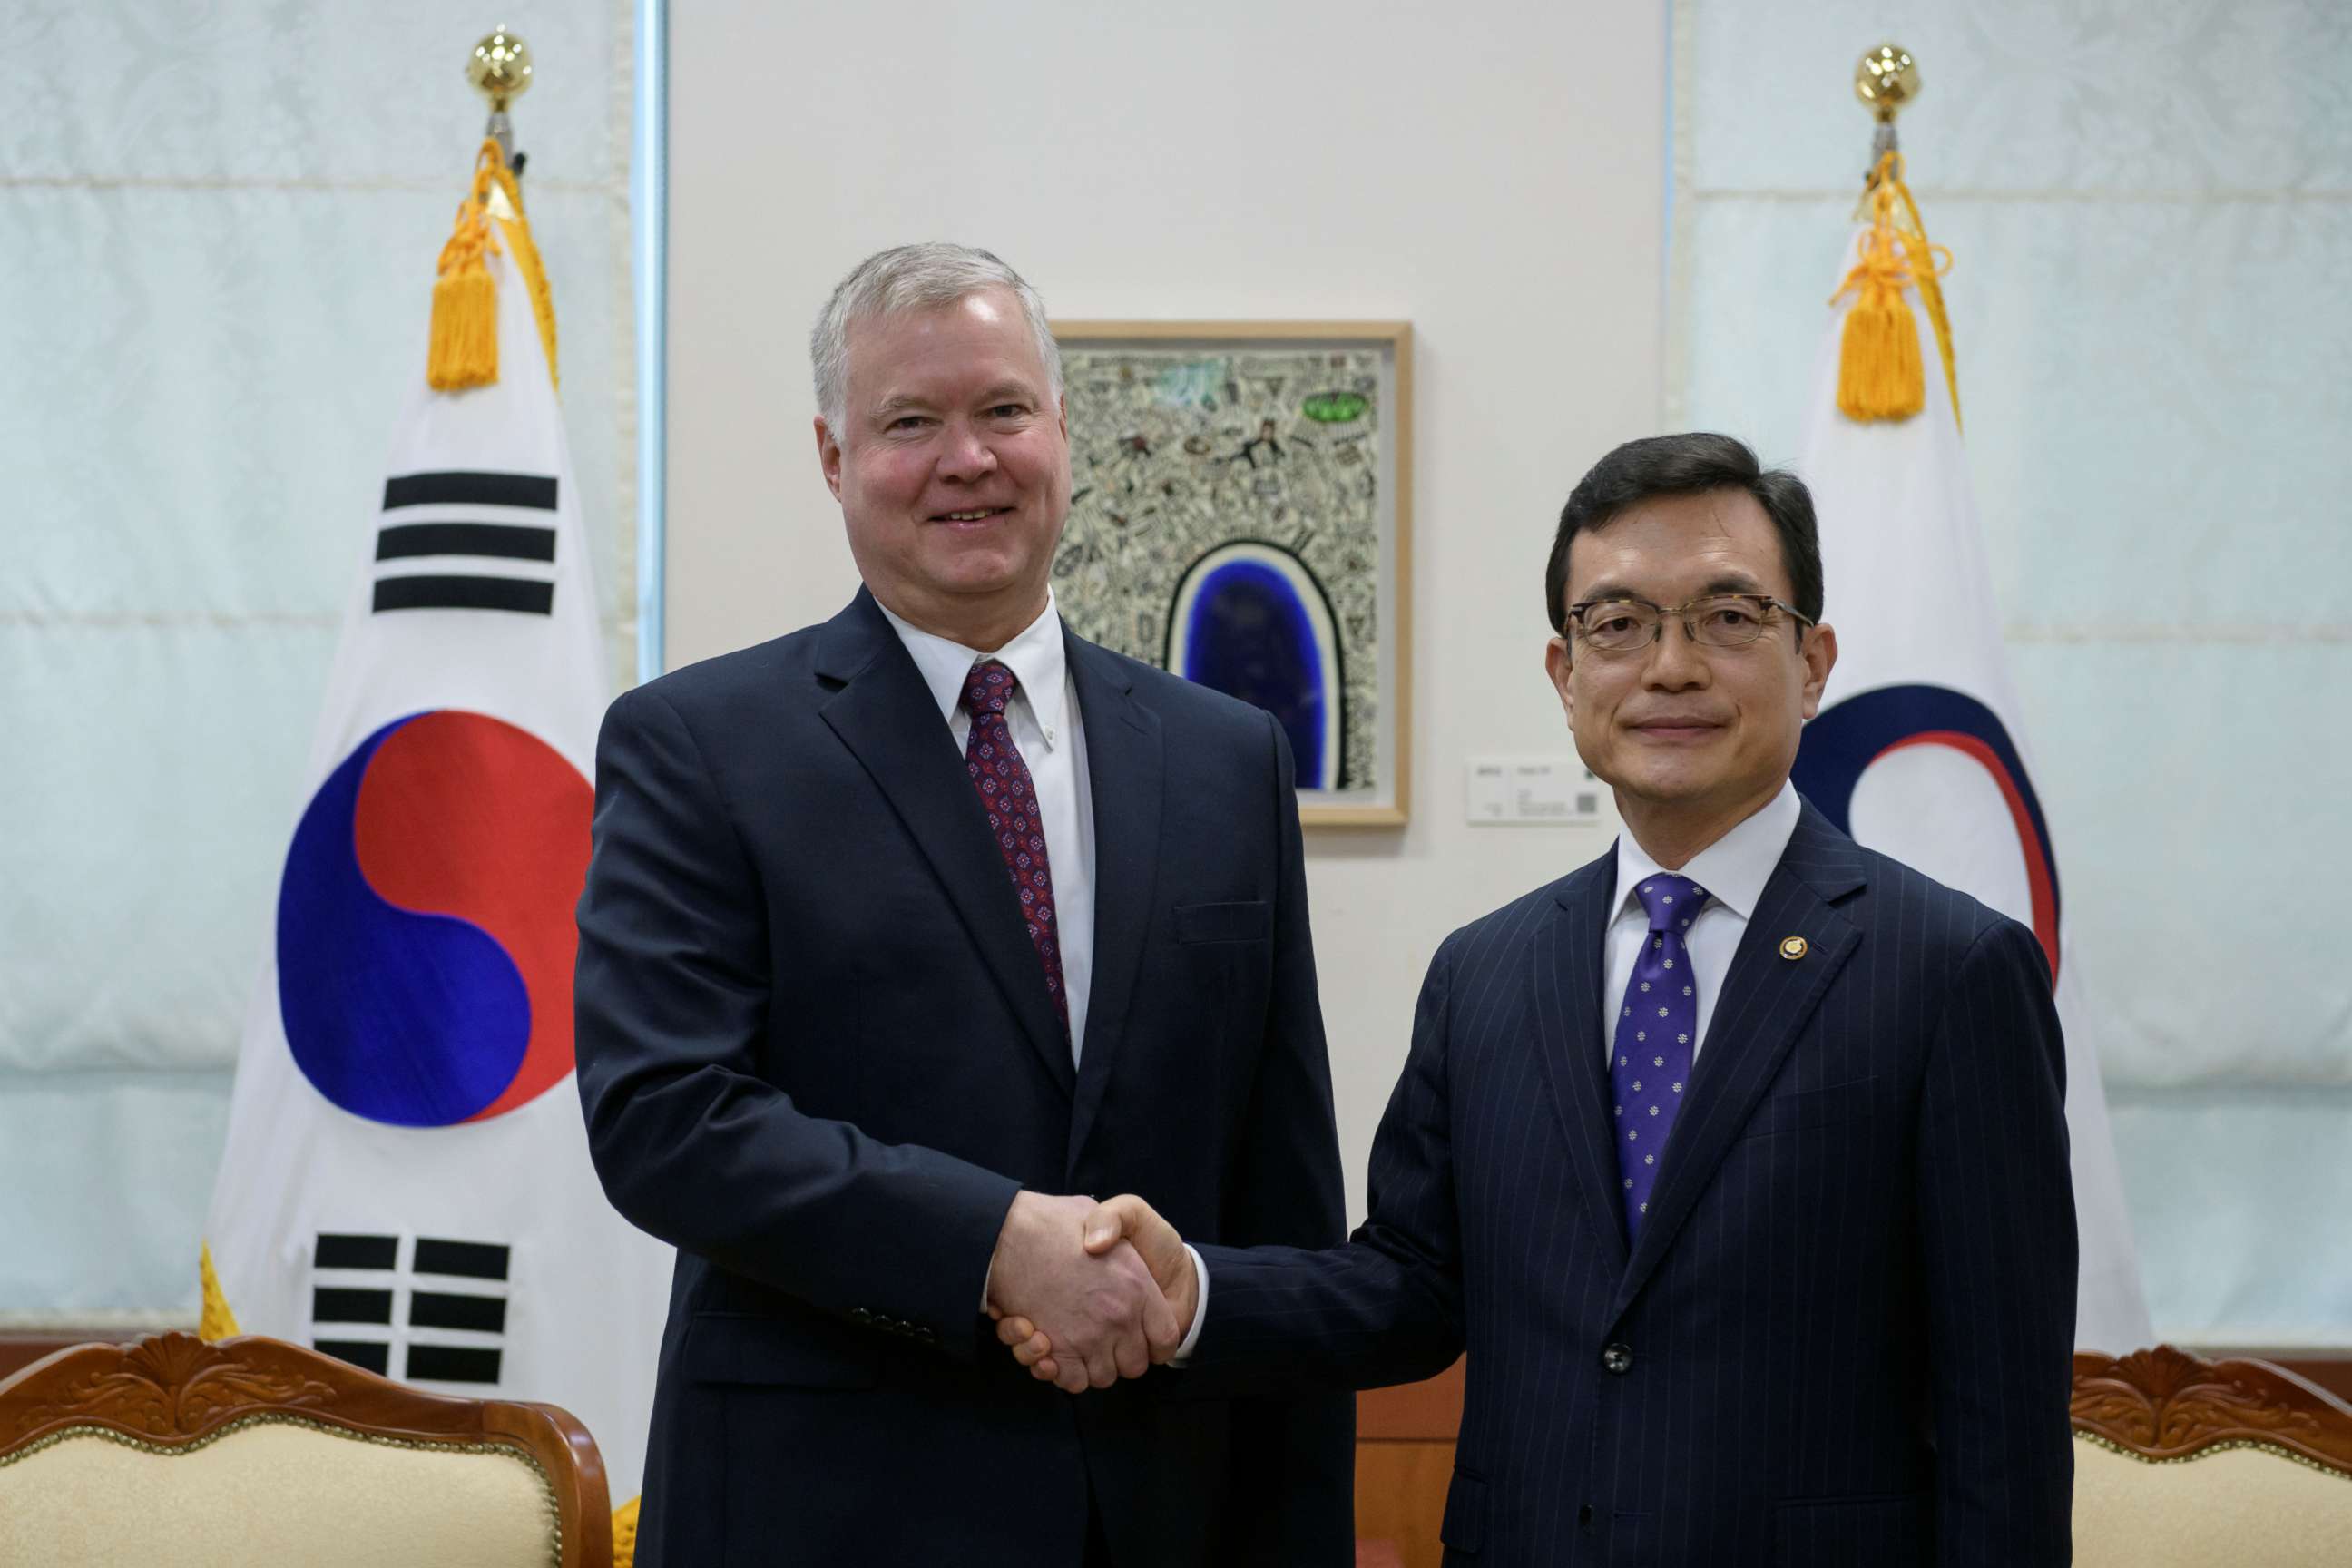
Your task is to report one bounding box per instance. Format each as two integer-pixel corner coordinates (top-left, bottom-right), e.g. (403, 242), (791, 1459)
(809, 242), (1063, 432)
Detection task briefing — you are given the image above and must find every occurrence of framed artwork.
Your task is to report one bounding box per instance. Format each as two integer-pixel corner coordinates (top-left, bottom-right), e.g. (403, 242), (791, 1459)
(1050, 321), (1412, 827)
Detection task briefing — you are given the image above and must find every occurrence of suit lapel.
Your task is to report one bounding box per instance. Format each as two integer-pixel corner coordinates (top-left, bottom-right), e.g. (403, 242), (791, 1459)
(1609, 805), (1866, 1318)
(1063, 636), (1162, 1168)
(814, 590), (1074, 1099)
(1531, 849), (1633, 1273)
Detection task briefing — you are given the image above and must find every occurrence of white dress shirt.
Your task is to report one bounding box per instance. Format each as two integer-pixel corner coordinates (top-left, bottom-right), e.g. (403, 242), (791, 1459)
(1182, 785), (1808, 1364)
(887, 594), (1209, 1349)
(876, 591), (1098, 1062)
(1601, 781), (1802, 1060)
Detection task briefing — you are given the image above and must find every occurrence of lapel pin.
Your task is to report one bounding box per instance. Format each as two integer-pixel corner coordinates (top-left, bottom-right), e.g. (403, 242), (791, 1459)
(1779, 936), (1808, 961)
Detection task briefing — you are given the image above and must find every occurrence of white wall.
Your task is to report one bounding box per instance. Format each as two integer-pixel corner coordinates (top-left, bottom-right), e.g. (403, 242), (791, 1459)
(668, 0), (1668, 1212)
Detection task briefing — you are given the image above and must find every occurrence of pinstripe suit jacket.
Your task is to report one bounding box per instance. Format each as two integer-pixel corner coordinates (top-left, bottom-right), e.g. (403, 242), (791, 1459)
(1191, 802), (2077, 1565)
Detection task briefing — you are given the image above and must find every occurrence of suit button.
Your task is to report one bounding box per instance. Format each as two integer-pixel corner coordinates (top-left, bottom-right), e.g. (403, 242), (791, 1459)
(916, 1327), (937, 1346)
(1601, 1342), (1633, 1375)
(1578, 1504), (1593, 1526)
(849, 1308), (872, 1326)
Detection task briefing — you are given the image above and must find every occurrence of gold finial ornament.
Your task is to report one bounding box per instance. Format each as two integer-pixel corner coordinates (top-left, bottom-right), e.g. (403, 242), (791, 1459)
(1854, 44), (1919, 122)
(468, 28), (534, 113)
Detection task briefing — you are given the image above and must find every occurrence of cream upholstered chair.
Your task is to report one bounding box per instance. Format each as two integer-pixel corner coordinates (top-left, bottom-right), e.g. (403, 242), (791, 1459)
(0, 1331), (611, 1568)
(2073, 1345), (2352, 1568)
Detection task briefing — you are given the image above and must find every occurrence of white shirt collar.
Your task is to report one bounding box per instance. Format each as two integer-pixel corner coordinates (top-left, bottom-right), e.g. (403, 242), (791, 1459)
(1612, 780), (1802, 925)
(875, 591), (1071, 749)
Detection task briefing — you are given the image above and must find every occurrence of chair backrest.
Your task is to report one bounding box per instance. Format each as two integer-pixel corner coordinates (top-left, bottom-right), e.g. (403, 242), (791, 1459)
(2072, 1344), (2352, 1568)
(0, 1332), (612, 1568)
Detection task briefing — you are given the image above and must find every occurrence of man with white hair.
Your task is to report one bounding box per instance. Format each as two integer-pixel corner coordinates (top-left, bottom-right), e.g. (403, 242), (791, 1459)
(575, 243), (1354, 1565)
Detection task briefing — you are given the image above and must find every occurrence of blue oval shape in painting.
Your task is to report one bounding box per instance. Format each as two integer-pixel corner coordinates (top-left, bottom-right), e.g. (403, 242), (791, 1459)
(1167, 544), (1343, 790)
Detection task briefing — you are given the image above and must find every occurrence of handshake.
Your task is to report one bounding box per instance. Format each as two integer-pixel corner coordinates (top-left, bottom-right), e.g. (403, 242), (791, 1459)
(983, 1191), (1190, 1395)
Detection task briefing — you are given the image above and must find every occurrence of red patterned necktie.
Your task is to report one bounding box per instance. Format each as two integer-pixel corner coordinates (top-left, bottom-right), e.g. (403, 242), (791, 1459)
(961, 660), (1068, 1036)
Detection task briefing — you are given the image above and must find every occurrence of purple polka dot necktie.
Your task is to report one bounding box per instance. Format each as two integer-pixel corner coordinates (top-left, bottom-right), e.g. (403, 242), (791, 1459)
(962, 660), (1068, 1037)
(1611, 873), (1708, 1243)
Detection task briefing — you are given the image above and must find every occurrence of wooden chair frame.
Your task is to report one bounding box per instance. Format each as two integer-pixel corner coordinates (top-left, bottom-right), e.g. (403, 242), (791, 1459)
(2072, 1344), (2352, 1477)
(0, 1331), (611, 1567)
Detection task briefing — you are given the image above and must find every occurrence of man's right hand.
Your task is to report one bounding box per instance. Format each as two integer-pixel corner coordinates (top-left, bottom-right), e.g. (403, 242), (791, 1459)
(984, 1191), (1182, 1394)
(995, 1194), (1195, 1387)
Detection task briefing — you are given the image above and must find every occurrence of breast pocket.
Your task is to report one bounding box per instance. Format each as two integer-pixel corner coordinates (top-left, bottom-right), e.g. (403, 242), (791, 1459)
(1173, 899), (1270, 944)
(1739, 1075), (1879, 1142)
(1170, 902), (1274, 1060)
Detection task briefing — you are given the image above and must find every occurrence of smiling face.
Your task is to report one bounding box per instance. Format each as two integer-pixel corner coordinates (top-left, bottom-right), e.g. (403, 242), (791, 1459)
(1544, 488), (1838, 863)
(814, 287), (1072, 650)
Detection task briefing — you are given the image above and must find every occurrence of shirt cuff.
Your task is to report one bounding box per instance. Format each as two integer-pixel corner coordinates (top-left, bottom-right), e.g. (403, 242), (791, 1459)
(1170, 1244), (1209, 1365)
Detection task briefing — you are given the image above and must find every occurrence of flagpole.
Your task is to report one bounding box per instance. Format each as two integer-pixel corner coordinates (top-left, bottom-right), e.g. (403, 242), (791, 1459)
(632, 0), (669, 684)
(468, 29), (534, 201)
(1853, 43), (1918, 180)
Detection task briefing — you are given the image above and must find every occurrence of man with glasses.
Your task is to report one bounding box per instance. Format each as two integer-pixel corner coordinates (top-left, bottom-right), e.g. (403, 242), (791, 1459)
(1001, 434), (2079, 1566)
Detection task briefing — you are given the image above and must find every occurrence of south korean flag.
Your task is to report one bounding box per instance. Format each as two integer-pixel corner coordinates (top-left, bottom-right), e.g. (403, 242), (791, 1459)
(202, 152), (671, 1508)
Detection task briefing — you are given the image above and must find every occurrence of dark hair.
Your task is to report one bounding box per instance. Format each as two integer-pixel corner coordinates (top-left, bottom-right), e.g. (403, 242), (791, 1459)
(1544, 433), (1823, 635)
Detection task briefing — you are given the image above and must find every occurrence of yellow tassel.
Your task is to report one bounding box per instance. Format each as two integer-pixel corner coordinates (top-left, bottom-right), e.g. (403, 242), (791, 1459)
(1830, 151), (1954, 426)
(428, 257), (500, 390)
(198, 1242), (241, 1341)
(612, 1496), (640, 1568)
(1836, 260), (1924, 422)
(425, 139), (559, 392)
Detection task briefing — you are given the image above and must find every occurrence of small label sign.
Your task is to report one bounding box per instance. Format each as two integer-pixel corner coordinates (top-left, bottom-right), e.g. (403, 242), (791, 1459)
(1467, 757), (1602, 825)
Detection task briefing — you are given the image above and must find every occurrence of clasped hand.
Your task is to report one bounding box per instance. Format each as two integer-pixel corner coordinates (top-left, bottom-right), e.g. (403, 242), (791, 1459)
(987, 1193), (1189, 1393)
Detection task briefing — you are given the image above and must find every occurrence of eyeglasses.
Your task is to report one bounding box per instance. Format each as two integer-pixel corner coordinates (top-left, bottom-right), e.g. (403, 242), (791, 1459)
(1564, 593), (1815, 654)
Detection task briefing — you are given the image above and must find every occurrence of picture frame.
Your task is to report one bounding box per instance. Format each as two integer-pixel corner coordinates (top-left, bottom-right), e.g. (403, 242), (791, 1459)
(1049, 320), (1413, 828)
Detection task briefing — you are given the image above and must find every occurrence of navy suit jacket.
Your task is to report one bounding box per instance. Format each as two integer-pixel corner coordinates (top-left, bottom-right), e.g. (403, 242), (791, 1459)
(1191, 804), (2077, 1566)
(574, 589), (1352, 1567)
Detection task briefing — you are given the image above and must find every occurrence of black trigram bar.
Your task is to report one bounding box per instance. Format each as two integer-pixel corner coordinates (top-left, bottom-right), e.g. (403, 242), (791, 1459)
(312, 1287), (394, 1325)
(382, 471), (558, 512)
(314, 1233), (398, 1270)
(414, 1238), (511, 1281)
(406, 1344), (503, 1384)
(372, 575), (554, 615)
(409, 1290), (508, 1333)
(376, 522), (556, 563)
(314, 1339), (390, 1376)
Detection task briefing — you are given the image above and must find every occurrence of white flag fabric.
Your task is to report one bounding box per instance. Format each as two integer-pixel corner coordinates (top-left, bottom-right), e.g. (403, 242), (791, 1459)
(202, 201), (670, 1502)
(1789, 234), (2152, 1353)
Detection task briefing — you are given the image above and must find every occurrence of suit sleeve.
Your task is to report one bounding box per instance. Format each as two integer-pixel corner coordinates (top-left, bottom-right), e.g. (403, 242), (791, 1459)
(1190, 911), (1468, 1394)
(1917, 916), (2078, 1566)
(573, 683), (1020, 1358)
(1211, 714), (1357, 1563)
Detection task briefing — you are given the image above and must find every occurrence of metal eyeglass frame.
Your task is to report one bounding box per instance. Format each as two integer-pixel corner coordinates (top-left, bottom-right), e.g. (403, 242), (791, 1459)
(1563, 593), (1817, 652)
